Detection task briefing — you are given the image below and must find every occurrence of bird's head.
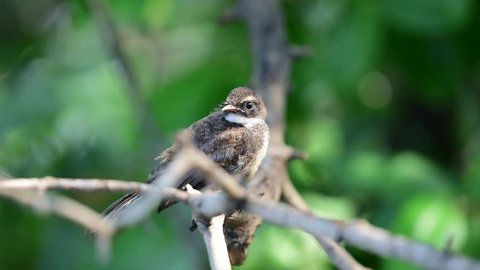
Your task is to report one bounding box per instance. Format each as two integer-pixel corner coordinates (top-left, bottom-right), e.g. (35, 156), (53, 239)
(221, 87), (267, 126)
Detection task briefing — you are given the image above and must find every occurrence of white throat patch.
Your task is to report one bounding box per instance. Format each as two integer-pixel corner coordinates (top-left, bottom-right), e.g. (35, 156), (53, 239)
(225, 113), (265, 128)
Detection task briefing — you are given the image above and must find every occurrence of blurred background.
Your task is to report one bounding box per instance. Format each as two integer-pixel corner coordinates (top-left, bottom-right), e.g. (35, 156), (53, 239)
(0, 0), (479, 269)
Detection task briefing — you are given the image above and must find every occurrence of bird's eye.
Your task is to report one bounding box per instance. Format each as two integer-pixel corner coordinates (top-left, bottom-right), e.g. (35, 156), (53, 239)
(245, 101), (254, 110)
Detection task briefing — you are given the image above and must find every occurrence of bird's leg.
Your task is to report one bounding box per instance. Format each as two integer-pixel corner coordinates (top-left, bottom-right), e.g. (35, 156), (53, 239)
(189, 219), (198, 232)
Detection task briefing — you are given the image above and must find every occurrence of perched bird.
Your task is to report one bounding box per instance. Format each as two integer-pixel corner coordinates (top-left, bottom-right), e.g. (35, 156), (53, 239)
(101, 87), (269, 263)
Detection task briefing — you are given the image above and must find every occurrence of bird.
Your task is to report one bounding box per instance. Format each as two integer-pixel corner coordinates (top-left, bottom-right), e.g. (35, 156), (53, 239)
(100, 87), (269, 263)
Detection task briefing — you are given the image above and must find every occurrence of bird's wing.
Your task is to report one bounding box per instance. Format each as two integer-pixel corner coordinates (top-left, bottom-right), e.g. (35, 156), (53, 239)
(103, 116), (247, 215)
(181, 124), (247, 187)
(151, 118), (246, 191)
(160, 114), (246, 191)
(199, 130), (246, 170)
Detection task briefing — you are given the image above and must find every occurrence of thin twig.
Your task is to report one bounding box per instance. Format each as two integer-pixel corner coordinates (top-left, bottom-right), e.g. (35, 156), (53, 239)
(0, 177), (149, 192)
(315, 236), (370, 270)
(280, 176), (310, 212)
(198, 214), (231, 270)
(187, 185), (231, 270)
(279, 159), (365, 270)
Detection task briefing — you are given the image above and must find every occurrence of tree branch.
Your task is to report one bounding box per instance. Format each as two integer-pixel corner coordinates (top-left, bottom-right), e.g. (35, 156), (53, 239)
(0, 177), (149, 192)
(156, 151), (480, 270)
(2, 148), (480, 270)
(280, 175), (310, 212)
(197, 214), (231, 270)
(237, 0), (366, 269)
(184, 187), (480, 270)
(315, 236), (370, 270)
(185, 184), (231, 270)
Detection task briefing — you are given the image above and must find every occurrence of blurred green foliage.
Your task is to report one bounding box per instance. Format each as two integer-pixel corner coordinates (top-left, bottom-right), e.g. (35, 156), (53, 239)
(0, 0), (479, 269)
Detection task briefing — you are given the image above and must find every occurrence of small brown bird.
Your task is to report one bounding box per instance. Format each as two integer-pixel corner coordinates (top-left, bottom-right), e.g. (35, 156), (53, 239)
(101, 87), (269, 263)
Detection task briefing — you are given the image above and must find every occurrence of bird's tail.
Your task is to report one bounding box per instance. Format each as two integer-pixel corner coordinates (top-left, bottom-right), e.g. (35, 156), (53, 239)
(103, 192), (177, 219)
(86, 192), (143, 236)
(102, 192), (143, 220)
(87, 191), (178, 236)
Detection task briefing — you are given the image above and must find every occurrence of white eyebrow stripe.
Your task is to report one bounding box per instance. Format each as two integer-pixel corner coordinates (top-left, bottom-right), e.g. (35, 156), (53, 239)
(241, 96), (256, 103)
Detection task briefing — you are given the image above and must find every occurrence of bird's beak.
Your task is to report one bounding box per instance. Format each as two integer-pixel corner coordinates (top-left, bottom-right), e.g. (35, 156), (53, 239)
(222, 104), (238, 113)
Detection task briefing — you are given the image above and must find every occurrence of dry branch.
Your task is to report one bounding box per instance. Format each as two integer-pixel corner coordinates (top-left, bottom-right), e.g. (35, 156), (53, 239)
(2, 153), (480, 270)
(197, 213), (231, 270)
(315, 236), (370, 270)
(187, 185), (232, 270)
(121, 139), (480, 270)
(0, 177), (149, 192)
(238, 0), (366, 269)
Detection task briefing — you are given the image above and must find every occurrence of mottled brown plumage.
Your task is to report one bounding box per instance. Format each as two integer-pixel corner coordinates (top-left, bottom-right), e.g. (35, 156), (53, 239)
(102, 88), (269, 260)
